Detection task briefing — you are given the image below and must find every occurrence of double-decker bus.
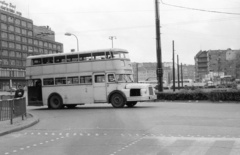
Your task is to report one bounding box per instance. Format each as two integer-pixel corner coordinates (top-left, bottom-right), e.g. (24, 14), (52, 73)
(25, 48), (156, 109)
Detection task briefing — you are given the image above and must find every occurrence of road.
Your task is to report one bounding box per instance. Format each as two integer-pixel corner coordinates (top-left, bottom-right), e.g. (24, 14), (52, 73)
(0, 101), (240, 155)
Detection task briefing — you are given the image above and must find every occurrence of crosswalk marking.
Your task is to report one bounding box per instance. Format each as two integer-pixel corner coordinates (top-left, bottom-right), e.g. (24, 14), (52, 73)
(179, 139), (215, 155)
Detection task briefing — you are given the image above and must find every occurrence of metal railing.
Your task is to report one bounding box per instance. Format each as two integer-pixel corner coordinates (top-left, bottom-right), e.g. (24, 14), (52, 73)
(0, 97), (26, 124)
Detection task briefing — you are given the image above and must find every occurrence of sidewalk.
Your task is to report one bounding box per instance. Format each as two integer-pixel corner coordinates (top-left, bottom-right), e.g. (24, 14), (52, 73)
(0, 113), (39, 136)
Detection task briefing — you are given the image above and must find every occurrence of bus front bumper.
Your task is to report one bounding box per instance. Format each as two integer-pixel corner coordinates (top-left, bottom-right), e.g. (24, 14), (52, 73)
(127, 95), (157, 102)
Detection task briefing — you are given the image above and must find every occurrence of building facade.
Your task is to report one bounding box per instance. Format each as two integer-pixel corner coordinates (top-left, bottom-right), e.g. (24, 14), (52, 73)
(194, 49), (240, 82)
(0, 7), (63, 90)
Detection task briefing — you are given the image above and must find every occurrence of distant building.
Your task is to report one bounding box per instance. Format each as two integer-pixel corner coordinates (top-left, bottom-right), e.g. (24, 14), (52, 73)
(194, 49), (240, 82)
(0, 4), (63, 90)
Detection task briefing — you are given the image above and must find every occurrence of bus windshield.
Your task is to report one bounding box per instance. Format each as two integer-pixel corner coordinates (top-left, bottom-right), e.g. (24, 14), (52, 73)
(115, 74), (133, 83)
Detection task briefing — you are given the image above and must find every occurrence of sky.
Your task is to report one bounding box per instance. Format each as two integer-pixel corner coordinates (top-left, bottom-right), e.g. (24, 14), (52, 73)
(6, 0), (240, 64)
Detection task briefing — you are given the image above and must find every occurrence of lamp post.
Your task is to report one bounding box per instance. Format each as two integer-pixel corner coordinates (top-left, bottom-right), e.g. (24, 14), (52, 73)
(65, 32), (79, 51)
(109, 36), (116, 48)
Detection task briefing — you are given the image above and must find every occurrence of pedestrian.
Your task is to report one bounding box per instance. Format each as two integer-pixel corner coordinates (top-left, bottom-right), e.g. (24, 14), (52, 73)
(14, 85), (24, 98)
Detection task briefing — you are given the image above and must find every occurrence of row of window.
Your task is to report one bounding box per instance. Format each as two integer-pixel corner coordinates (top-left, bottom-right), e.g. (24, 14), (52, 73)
(0, 13), (33, 29)
(1, 23), (33, 36)
(0, 50), (27, 58)
(0, 42), (60, 54)
(0, 32), (62, 50)
(43, 74), (114, 86)
(0, 59), (26, 67)
(32, 52), (128, 65)
(0, 68), (25, 77)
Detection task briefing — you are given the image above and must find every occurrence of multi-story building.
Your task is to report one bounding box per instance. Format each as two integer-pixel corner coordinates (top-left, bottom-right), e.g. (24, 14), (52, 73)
(194, 50), (208, 82)
(194, 49), (240, 82)
(0, 5), (63, 90)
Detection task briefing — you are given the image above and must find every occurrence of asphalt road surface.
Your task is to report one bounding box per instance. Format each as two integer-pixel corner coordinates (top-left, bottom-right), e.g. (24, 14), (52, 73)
(0, 101), (240, 155)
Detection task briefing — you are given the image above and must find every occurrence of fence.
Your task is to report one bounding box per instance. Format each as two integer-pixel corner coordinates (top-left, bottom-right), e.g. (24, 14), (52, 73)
(0, 96), (26, 124)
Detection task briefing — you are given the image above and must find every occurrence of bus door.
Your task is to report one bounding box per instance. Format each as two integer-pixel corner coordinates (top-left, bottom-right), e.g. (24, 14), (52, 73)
(27, 79), (43, 106)
(93, 73), (107, 102)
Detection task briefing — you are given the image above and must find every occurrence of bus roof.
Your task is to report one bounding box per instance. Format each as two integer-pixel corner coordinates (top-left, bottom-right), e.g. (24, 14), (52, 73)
(27, 48), (128, 59)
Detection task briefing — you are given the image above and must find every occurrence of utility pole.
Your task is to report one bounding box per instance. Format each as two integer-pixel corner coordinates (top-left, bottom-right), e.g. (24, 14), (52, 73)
(109, 36), (116, 48)
(155, 0), (163, 92)
(172, 40), (175, 92)
(177, 55), (180, 90)
(181, 63), (183, 87)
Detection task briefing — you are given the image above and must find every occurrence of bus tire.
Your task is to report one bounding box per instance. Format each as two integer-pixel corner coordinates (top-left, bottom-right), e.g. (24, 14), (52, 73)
(126, 101), (137, 108)
(66, 104), (77, 109)
(48, 94), (63, 109)
(111, 93), (126, 108)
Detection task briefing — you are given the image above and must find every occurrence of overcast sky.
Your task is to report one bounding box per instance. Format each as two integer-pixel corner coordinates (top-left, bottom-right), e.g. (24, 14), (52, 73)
(9, 0), (240, 64)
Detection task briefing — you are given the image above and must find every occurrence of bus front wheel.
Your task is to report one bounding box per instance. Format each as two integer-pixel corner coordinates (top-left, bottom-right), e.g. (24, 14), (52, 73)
(111, 93), (126, 108)
(48, 94), (63, 109)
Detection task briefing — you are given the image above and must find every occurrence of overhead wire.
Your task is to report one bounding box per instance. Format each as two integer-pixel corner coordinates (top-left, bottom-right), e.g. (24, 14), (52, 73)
(160, 0), (240, 15)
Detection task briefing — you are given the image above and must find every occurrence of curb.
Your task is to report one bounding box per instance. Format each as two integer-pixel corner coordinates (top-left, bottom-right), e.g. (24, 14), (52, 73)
(0, 113), (39, 137)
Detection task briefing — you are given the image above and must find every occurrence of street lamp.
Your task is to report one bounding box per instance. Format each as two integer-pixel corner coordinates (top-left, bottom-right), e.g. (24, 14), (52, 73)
(109, 36), (116, 48)
(65, 32), (79, 51)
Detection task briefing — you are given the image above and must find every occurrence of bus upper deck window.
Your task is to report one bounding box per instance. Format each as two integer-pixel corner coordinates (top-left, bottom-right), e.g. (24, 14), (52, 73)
(42, 57), (53, 64)
(67, 54), (78, 62)
(54, 56), (66, 63)
(32, 58), (42, 65)
(79, 54), (92, 61)
(92, 52), (105, 60)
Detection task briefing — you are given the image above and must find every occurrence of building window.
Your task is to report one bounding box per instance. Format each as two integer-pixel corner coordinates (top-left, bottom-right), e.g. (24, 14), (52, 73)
(8, 16), (14, 23)
(33, 40), (38, 46)
(28, 39), (33, 44)
(22, 45), (28, 51)
(22, 61), (26, 67)
(9, 42), (15, 49)
(15, 27), (21, 34)
(1, 41), (8, 48)
(49, 43), (52, 49)
(27, 22), (33, 29)
(44, 42), (48, 48)
(34, 47), (39, 53)
(16, 60), (22, 66)
(9, 51), (15, 57)
(10, 60), (15, 66)
(1, 23), (7, 30)
(49, 50), (53, 54)
(16, 44), (21, 50)
(53, 44), (56, 49)
(57, 45), (62, 50)
(1, 50), (8, 56)
(16, 52), (22, 58)
(15, 19), (21, 25)
(15, 35), (21, 42)
(2, 59), (9, 65)
(1, 32), (7, 39)
(22, 53), (27, 58)
(8, 25), (14, 32)
(21, 21), (27, 27)
(39, 41), (43, 47)
(22, 29), (27, 35)
(9, 34), (14, 40)
(39, 48), (44, 54)
(28, 46), (33, 52)
(0, 14), (7, 22)
(27, 31), (33, 36)
(22, 37), (27, 43)
(44, 49), (48, 54)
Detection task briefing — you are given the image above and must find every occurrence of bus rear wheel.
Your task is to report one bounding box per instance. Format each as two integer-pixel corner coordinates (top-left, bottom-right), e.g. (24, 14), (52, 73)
(111, 93), (126, 108)
(126, 101), (137, 108)
(48, 94), (63, 109)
